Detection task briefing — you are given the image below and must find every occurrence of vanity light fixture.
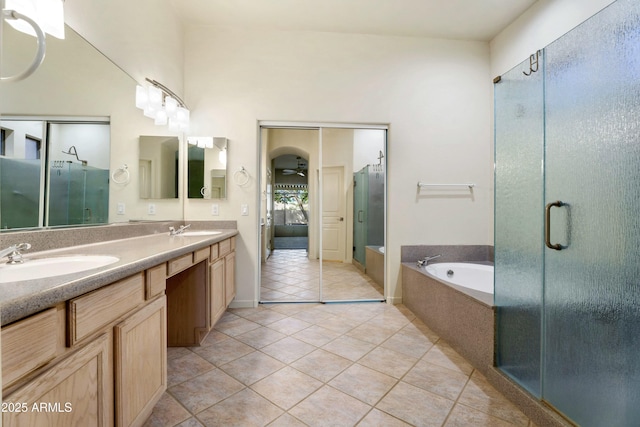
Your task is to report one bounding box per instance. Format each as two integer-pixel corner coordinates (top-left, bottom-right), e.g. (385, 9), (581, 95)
(1, 0), (65, 82)
(136, 78), (190, 132)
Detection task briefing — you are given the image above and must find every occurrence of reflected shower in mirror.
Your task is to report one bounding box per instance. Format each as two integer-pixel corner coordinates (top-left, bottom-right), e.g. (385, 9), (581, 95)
(187, 137), (228, 199)
(138, 135), (179, 199)
(0, 118), (110, 229)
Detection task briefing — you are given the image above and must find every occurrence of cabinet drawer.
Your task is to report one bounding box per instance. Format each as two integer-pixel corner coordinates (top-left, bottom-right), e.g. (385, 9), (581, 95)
(167, 253), (193, 276)
(219, 238), (231, 257)
(146, 263), (167, 300)
(68, 273), (145, 345)
(194, 247), (210, 264)
(2, 308), (58, 388)
(210, 243), (219, 262)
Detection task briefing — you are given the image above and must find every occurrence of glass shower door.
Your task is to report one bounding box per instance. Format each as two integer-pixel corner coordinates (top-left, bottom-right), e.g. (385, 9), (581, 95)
(543, 0), (640, 424)
(493, 54), (545, 397)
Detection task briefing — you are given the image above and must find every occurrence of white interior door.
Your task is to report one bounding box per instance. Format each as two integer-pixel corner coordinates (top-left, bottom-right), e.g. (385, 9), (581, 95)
(321, 166), (346, 262)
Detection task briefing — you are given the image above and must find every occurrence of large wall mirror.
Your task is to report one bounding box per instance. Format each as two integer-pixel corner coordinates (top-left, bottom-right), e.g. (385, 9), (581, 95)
(1, 20), (182, 230)
(187, 137), (228, 199)
(0, 118), (110, 229)
(139, 136), (179, 199)
(259, 125), (387, 303)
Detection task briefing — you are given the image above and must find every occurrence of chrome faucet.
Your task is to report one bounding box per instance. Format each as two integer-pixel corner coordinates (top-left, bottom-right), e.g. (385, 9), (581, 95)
(417, 254), (441, 267)
(169, 224), (191, 236)
(0, 243), (32, 264)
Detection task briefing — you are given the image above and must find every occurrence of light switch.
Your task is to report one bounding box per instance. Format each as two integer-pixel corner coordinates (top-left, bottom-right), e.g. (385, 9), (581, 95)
(117, 203), (125, 215)
(211, 204), (219, 216)
(148, 203), (156, 215)
(241, 204), (249, 216)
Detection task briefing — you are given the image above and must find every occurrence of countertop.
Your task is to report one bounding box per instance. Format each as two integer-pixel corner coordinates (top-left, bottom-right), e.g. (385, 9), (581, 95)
(0, 229), (238, 325)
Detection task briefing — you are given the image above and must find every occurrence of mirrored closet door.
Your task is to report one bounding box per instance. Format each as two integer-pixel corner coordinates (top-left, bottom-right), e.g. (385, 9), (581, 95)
(259, 124), (386, 303)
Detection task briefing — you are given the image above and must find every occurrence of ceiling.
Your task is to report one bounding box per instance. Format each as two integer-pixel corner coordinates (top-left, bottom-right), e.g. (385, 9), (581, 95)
(169, 0), (537, 41)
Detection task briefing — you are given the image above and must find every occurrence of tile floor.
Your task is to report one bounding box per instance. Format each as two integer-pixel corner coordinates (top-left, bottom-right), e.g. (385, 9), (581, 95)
(144, 302), (534, 427)
(260, 249), (384, 302)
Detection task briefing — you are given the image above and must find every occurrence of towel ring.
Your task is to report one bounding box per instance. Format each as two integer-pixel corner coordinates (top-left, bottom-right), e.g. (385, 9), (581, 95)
(111, 164), (130, 185)
(233, 167), (250, 186)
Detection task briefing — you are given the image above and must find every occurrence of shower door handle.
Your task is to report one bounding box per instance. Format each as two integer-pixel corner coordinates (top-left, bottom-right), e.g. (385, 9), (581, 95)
(545, 201), (564, 250)
(358, 210), (364, 223)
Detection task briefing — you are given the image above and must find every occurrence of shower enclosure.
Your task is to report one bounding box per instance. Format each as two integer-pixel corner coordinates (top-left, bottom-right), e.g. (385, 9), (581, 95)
(494, 0), (640, 425)
(352, 164), (384, 267)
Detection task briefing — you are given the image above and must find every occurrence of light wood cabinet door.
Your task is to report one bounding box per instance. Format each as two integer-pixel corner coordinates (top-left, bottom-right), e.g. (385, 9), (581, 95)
(224, 251), (236, 307)
(2, 333), (112, 427)
(114, 296), (167, 427)
(210, 258), (226, 328)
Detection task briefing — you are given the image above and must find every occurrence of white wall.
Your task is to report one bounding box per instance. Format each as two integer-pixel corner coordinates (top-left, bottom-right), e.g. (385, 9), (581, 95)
(183, 27), (493, 304)
(490, 0), (616, 76)
(64, 0), (184, 94)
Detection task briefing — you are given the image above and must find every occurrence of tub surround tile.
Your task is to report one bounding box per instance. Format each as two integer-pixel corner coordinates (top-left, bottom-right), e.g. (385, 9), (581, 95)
(401, 244), (494, 264)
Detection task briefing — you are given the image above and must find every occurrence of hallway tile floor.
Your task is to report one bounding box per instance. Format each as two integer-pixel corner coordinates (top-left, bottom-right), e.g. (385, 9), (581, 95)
(260, 249), (384, 302)
(144, 302), (534, 427)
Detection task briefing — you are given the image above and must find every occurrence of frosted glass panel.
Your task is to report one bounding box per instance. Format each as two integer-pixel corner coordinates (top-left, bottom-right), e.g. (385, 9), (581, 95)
(543, 0), (640, 424)
(494, 56), (544, 397)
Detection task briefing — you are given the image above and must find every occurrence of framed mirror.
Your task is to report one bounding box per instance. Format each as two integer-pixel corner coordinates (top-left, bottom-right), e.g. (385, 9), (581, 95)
(187, 137), (228, 199)
(139, 135), (180, 199)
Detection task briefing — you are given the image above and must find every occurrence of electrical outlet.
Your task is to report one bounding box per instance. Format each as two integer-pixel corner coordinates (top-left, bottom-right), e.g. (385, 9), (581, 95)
(211, 204), (219, 216)
(148, 203), (156, 215)
(117, 202), (125, 215)
(241, 204), (249, 216)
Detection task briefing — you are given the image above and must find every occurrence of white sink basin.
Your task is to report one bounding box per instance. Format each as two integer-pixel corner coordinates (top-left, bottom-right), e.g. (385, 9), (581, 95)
(178, 231), (222, 236)
(0, 255), (120, 283)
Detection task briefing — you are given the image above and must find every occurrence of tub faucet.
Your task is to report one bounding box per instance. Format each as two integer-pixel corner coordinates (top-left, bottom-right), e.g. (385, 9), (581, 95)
(417, 254), (441, 267)
(0, 243), (32, 264)
(169, 224), (191, 236)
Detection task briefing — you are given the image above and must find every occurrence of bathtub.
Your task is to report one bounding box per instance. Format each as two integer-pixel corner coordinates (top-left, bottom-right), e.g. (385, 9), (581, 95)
(365, 246), (384, 287)
(402, 261), (495, 373)
(424, 263), (493, 294)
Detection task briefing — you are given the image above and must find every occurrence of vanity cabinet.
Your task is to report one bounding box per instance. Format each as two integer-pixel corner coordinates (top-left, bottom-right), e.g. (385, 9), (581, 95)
(167, 236), (236, 346)
(2, 266), (168, 427)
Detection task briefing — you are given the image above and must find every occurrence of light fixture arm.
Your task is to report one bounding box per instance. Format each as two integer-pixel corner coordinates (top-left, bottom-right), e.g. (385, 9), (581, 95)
(1, 9), (46, 83)
(145, 78), (189, 110)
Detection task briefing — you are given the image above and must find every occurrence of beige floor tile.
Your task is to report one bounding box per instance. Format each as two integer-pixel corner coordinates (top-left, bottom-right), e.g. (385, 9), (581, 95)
(169, 368), (245, 414)
(457, 371), (529, 426)
(422, 342), (474, 376)
(191, 337), (254, 367)
(197, 388), (283, 427)
(234, 326), (287, 349)
(346, 322), (398, 345)
(357, 408), (412, 426)
(322, 335), (376, 361)
(403, 359), (470, 400)
(243, 309), (289, 326)
(267, 413), (308, 427)
(267, 317), (313, 335)
(167, 351), (215, 387)
(261, 336), (317, 364)
(444, 403), (519, 427)
(175, 418), (205, 427)
(376, 381), (454, 427)
(290, 348), (353, 382)
(358, 346), (418, 379)
(292, 324), (342, 347)
(289, 385), (372, 427)
(220, 351), (286, 385)
(381, 326), (436, 359)
(142, 392), (191, 427)
(329, 363), (397, 405)
(252, 366), (323, 410)
(214, 316), (262, 336)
